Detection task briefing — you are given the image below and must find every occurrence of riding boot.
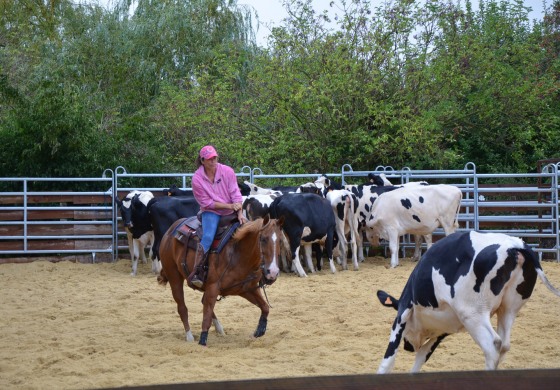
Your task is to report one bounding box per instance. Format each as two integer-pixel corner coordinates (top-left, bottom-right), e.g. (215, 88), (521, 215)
(190, 243), (208, 288)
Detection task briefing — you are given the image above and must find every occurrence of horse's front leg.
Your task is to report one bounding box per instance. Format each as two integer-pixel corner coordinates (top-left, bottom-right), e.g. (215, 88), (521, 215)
(199, 290), (219, 346)
(240, 289), (270, 338)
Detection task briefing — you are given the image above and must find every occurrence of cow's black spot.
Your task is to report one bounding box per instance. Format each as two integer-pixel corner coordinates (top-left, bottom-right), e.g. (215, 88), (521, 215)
(401, 198), (412, 209)
(425, 334), (448, 362)
(419, 196), (424, 203)
(413, 215), (421, 223)
(490, 252), (516, 295)
(473, 244), (500, 293)
(335, 202), (345, 221)
(404, 339), (415, 352)
(517, 247), (538, 299)
(427, 232), (474, 299)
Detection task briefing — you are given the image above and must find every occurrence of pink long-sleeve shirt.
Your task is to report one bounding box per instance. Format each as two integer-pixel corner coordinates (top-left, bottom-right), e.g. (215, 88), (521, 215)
(192, 163), (243, 216)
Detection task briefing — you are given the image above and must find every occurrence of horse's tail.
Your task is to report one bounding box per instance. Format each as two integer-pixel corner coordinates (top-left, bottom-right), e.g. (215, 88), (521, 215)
(157, 269), (168, 286)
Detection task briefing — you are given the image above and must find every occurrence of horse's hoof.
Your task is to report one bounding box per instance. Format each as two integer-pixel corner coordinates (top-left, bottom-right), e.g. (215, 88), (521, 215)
(198, 331), (208, 346)
(185, 330), (194, 342)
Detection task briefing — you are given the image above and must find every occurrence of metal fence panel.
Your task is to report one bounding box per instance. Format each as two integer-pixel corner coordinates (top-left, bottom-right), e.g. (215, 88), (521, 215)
(1, 162), (558, 262)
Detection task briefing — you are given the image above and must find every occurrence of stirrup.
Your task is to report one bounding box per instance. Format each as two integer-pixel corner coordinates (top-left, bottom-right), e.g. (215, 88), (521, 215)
(191, 276), (203, 288)
(190, 264), (205, 288)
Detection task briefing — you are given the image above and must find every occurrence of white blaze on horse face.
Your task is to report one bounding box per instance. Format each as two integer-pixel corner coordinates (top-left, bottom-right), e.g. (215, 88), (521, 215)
(266, 231), (280, 280)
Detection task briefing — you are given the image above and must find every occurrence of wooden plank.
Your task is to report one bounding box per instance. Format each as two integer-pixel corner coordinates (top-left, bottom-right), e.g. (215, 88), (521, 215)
(0, 210), (112, 221)
(0, 224), (112, 236)
(0, 194), (113, 205)
(0, 239), (111, 251)
(120, 369), (560, 390)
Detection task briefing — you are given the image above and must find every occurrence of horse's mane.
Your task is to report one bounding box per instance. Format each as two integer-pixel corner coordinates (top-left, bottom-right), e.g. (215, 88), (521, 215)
(232, 218), (264, 242)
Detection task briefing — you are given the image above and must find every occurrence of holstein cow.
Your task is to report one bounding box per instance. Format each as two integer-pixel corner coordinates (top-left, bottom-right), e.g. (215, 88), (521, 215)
(325, 189), (360, 271)
(242, 193), (293, 273)
(268, 193), (336, 277)
(164, 184), (193, 197)
(115, 190), (156, 276)
(376, 231), (560, 373)
(244, 181), (284, 197)
(365, 183), (462, 268)
(147, 195), (200, 271)
(242, 194), (280, 221)
(344, 183), (399, 262)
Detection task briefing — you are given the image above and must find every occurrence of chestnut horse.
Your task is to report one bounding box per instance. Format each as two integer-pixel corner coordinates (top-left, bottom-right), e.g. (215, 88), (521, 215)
(157, 214), (284, 346)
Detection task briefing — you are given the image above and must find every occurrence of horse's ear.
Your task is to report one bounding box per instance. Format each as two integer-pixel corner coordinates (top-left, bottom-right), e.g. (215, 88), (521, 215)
(262, 214), (270, 225)
(277, 215), (285, 228)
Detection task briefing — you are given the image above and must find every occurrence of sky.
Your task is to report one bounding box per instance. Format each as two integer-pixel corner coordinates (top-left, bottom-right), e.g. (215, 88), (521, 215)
(93, 0), (548, 47)
(239, 0), (547, 46)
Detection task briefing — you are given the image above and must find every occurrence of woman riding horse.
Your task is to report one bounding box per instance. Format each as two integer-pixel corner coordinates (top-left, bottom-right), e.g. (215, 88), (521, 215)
(190, 145), (247, 288)
(157, 212), (284, 346)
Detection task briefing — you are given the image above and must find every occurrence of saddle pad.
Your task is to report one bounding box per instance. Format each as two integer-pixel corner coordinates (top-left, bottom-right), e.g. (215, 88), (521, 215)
(172, 218), (199, 250)
(171, 217), (240, 253)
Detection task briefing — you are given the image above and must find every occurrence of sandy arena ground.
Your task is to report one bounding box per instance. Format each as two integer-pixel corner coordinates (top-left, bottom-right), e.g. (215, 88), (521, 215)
(1, 255), (560, 389)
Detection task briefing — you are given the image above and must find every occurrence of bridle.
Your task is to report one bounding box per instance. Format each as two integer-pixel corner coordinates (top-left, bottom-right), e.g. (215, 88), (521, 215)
(215, 221), (278, 305)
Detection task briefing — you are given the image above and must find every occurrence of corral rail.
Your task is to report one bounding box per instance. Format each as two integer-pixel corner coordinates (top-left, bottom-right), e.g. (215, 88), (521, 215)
(1, 162), (559, 263)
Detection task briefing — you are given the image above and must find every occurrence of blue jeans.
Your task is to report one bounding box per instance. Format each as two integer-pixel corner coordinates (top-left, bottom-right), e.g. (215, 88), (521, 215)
(200, 211), (221, 253)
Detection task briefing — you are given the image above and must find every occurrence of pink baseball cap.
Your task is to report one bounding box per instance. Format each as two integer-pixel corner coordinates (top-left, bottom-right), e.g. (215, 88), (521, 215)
(199, 145), (218, 159)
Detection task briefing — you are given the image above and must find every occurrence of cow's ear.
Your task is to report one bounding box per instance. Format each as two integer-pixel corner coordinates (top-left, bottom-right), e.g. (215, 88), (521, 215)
(131, 196), (142, 206)
(377, 290), (399, 309)
(114, 196), (122, 206)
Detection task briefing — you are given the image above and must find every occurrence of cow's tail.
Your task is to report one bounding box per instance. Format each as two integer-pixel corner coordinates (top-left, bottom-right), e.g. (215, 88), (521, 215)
(519, 246), (560, 298)
(377, 290), (399, 310)
(343, 193), (356, 244)
(453, 188), (462, 230)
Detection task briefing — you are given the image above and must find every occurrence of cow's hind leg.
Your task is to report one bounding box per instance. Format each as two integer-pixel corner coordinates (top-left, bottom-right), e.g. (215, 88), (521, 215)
(411, 334), (448, 372)
(302, 244), (316, 273)
(131, 240), (140, 276)
(463, 316), (501, 369)
(495, 302), (524, 367)
(291, 246), (308, 277)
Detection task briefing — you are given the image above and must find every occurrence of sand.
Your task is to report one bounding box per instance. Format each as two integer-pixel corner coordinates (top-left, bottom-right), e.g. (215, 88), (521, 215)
(1, 255), (560, 389)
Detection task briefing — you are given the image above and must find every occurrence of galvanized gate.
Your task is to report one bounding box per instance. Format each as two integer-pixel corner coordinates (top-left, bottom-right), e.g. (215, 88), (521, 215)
(1, 162), (559, 263)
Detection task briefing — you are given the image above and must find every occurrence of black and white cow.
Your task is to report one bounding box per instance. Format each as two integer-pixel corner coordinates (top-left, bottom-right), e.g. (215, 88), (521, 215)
(344, 183), (399, 262)
(114, 190), (156, 276)
(376, 231), (560, 373)
(325, 189), (359, 271)
(243, 181), (284, 197)
(147, 195), (200, 270)
(242, 194), (280, 221)
(365, 183), (462, 268)
(164, 184), (193, 197)
(268, 193), (336, 277)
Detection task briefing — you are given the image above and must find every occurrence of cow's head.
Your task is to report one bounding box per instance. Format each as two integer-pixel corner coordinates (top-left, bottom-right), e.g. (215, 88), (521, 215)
(115, 190), (142, 228)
